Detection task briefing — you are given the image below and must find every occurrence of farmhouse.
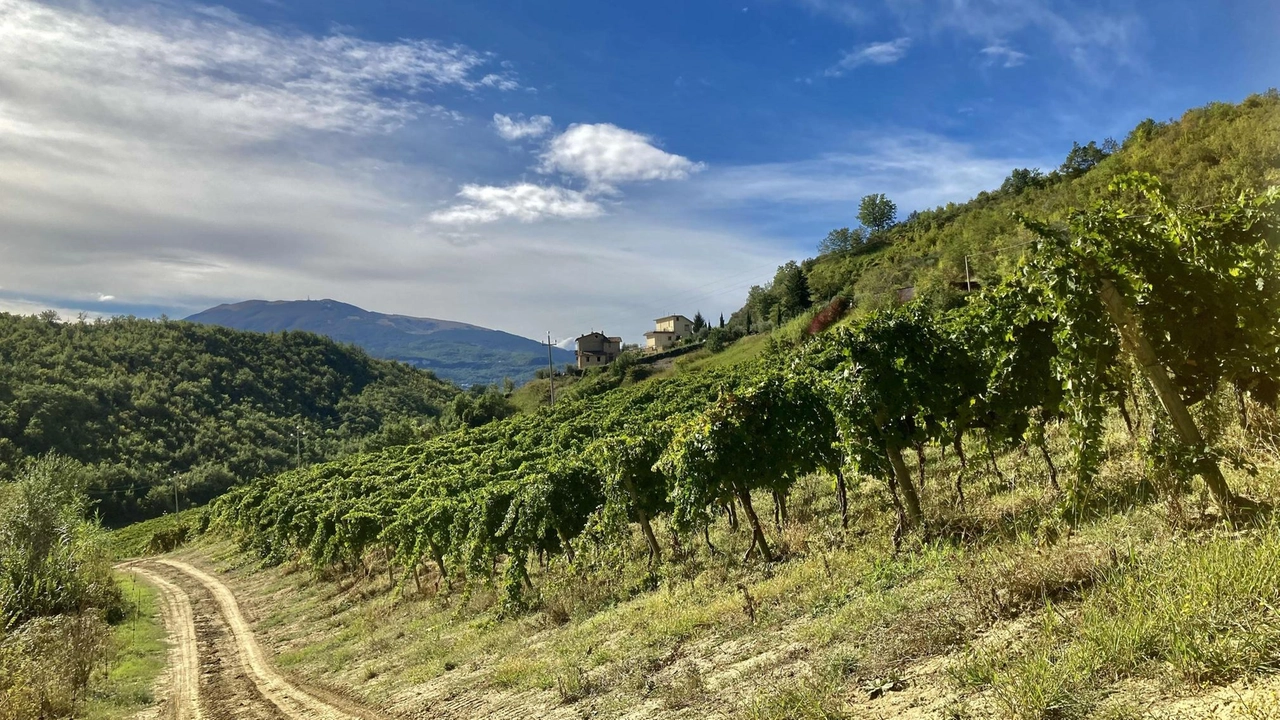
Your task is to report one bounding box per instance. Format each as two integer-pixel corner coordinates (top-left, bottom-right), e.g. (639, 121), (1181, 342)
(644, 315), (694, 352)
(575, 332), (622, 369)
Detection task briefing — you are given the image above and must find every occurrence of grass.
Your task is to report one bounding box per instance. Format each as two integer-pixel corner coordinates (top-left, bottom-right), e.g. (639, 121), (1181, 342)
(674, 332), (771, 373)
(79, 572), (170, 720)
(957, 526), (1280, 719)
(106, 506), (208, 559)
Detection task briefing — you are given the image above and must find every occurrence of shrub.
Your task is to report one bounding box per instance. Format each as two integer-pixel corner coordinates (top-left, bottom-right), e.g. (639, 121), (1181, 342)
(706, 327), (743, 353)
(0, 456), (124, 627)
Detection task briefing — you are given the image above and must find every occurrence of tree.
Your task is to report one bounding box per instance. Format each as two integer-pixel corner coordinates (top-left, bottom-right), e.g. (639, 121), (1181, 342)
(1000, 167), (1045, 195)
(818, 227), (867, 255)
(1059, 140), (1110, 177)
(858, 194), (897, 233)
(692, 311), (706, 333)
(774, 261), (811, 319)
(719, 313), (725, 329)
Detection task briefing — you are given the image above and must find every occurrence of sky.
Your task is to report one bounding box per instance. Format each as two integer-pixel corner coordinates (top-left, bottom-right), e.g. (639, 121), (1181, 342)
(0, 0), (1276, 345)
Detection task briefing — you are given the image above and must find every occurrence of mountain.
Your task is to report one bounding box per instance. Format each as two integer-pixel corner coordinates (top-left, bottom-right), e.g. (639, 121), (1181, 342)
(185, 299), (575, 386)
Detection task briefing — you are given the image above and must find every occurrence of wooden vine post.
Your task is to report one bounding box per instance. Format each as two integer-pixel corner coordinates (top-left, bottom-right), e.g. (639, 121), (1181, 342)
(1097, 277), (1238, 512)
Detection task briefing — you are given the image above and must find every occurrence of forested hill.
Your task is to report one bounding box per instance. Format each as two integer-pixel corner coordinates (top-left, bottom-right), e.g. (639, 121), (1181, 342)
(0, 313), (463, 522)
(187, 299), (575, 387)
(729, 91), (1280, 328)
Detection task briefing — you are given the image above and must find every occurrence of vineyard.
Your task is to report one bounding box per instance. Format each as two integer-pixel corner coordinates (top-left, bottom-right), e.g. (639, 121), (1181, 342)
(216, 174), (1280, 615)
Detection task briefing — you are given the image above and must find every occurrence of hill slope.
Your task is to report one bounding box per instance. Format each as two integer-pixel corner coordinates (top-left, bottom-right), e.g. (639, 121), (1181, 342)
(186, 299), (574, 386)
(727, 90), (1280, 328)
(0, 313), (461, 522)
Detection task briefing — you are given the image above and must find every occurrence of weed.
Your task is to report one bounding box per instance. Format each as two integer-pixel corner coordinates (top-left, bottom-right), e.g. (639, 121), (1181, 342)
(742, 676), (849, 720)
(555, 664), (599, 704)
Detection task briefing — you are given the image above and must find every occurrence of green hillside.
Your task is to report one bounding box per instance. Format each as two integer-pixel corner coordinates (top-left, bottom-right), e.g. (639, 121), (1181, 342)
(0, 314), (464, 522)
(728, 90), (1280, 328)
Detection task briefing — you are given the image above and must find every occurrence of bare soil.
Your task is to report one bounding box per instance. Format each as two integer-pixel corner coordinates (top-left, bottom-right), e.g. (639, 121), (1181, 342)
(127, 559), (385, 720)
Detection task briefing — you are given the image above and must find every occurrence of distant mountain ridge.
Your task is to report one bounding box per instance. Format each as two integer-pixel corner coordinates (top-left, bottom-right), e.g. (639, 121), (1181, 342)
(186, 299), (574, 386)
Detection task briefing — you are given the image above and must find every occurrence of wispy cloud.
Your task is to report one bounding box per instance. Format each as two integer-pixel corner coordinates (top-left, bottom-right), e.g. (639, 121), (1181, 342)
(492, 113), (554, 140)
(479, 73), (521, 91)
(434, 122), (704, 225)
(695, 132), (1050, 216)
(891, 0), (1142, 79)
(0, 0), (511, 141)
(980, 43), (1028, 67)
(428, 183), (603, 225)
(825, 37), (911, 77)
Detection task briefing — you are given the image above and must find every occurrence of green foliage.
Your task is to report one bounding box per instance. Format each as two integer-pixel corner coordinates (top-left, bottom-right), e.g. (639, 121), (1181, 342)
(0, 455), (125, 720)
(1021, 173), (1280, 504)
(0, 456), (122, 628)
(0, 314), (462, 522)
(1059, 139), (1114, 177)
(858, 193), (898, 232)
(817, 226), (868, 256)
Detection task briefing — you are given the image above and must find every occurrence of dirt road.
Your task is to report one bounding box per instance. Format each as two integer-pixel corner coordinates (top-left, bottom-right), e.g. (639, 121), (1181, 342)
(125, 563), (204, 720)
(125, 559), (382, 720)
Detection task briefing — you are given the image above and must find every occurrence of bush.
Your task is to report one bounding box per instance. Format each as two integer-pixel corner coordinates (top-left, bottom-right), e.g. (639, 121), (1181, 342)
(0, 455), (123, 720)
(706, 327), (743, 354)
(0, 614), (112, 720)
(0, 456), (124, 627)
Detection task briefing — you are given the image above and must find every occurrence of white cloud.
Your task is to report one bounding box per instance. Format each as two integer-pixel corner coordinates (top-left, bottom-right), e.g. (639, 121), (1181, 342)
(97, 293), (115, 302)
(980, 44), (1028, 67)
(539, 123), (705, 189)
(492, 113), (554, 140)
(429, 183), (603, 225)
(825, 37), (911, 77)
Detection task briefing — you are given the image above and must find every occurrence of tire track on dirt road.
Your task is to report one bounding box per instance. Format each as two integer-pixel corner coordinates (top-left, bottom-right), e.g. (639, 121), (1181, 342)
(122, 562), (204, 720)
(130, 558), (383, 720)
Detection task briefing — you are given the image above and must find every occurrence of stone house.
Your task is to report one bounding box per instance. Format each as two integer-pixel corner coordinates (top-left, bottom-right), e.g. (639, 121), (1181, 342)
(575, 332), (622, 369)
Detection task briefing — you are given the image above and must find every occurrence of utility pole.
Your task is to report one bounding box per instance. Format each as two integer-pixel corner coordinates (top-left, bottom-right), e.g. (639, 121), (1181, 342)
(294, 424), (304, 468)
(172, 471), (179, 515)
(964, 256), (971, 291)
(547, 332), (555, 406)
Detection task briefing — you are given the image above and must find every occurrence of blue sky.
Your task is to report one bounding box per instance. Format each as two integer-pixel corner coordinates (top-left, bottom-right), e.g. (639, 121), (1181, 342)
(0, 0), (1275, 344)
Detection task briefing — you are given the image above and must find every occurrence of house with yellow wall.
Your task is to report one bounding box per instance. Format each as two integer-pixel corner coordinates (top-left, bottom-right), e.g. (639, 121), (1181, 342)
(644, 314), (694, 352)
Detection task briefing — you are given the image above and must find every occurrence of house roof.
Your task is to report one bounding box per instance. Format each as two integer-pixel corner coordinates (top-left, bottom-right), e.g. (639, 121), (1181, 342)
(575, 331), (609, 341)
(654, 314), (692, 323)
(644, 330), (676, 338)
